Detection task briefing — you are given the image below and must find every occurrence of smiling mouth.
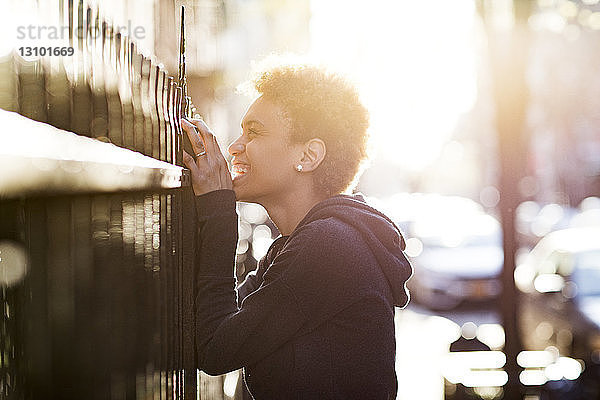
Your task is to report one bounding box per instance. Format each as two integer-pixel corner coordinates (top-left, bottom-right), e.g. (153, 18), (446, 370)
(232, 164), (250, 179)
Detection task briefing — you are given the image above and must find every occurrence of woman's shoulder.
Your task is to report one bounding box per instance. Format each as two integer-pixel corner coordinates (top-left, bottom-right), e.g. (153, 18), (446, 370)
(287, 216), (371, 261)
(275, 216), (390, 304)
(297, 215), (363, 240)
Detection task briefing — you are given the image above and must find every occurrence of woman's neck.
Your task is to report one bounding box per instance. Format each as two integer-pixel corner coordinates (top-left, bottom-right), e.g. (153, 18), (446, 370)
(261, 189), (328, 236)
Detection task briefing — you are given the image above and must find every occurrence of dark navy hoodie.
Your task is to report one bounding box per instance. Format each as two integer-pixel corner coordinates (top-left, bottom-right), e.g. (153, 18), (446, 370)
(194, 189), (413, 399)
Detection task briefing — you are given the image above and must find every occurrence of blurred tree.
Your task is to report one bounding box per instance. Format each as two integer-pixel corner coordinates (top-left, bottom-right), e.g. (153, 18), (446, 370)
(478, 0), (533, 398)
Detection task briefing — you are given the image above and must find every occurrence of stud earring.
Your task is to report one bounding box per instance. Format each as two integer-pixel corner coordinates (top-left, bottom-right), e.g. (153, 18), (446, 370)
(295, 164), (303, 172)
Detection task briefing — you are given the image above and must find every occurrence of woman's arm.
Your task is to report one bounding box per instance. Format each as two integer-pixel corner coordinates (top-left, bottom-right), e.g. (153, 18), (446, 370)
(194, 189), (308, 375)
(235, 264), (264, 307)
(236, 235), (288, 306)
(194, 189), (240, 342)
(194, 195), (365, 375)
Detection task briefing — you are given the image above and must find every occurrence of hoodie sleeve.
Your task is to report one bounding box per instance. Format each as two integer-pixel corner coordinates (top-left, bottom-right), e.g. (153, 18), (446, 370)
(236, 235), (289, 305)
(235, 259), (267, 306)
(193, 197), (366, 375)
(193, 190), (306, 375)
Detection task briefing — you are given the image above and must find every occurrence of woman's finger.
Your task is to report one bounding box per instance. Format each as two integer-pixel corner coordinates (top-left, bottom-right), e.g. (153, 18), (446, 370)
(212, 143), (229, 186)
(184, 118), (231, 189)
(212, 136), (231, 182)
(187, 118), (220, 155)
(189, 118), (228, 166)
(210, 135), (231, 179)
(221, 164), (233, 189)
(197, 131), (230, 188)
(182, 150), (198, 173)
(181, 119), (206, 156)
(189, 118), (213, 137)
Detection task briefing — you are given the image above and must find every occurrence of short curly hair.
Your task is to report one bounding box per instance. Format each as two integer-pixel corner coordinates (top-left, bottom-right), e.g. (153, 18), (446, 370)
(249, 60), (370, 197)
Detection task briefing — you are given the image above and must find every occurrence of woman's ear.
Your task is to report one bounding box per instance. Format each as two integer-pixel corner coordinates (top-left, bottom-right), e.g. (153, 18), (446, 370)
(298, 138), (326, 172)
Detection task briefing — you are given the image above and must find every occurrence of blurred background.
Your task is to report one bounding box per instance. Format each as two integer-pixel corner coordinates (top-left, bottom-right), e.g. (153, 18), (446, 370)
(2, 0), (600, 399)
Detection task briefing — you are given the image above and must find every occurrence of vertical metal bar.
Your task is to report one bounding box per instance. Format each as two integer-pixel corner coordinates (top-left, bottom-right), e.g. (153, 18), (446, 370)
(24, 199), (52, 397)
(71, 0), (92, 137)
(172, 186), (182, 398)
(68, 0), (74, 47)
(0, 200), (24, 398)
(119, 34), (135, 151)
(141, 56), (153, 157)
(46, 197), (77, 398)
(90, 195), (114, 399)
(156, 68), (167, 163)
(121, 196), (137, 397)
(160, 193), (169, 400)
(106, 23), (123, 147)
(45, 50), (71, 131)
(64, 196), (82, 397)
(89, 8), (109, 140)
(167, 77), (175, 164)
(17, 56), (48, 124)
(181, 187), (198, 399)
(151, 194), (162, 400)
(177, 5), (197, 159)
(149, 64), (160, 160)
(133, 194), (145, 399)
(142, 193), (154, 398)
(174, 86), (183, 167)
(0, 52), (19, 113)
(106, 193), (125, 400)
(176, 14), (187, 397)
(166, 193), (175, 397)
(131, 42), (145, 154)
(71, 195), (95, 397)
(0, 283), (9, 398)
(77, 0), (84, 52)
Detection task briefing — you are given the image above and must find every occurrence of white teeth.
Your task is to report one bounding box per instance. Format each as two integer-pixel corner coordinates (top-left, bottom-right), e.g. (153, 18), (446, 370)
(232, 165), (250, 176)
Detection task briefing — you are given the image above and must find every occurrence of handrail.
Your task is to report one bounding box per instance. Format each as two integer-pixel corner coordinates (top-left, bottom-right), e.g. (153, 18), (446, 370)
(0, 109), (188, 199)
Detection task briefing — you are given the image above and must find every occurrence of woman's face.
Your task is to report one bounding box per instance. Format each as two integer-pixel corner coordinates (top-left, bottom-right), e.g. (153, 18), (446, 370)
(228, 96), (302, 204)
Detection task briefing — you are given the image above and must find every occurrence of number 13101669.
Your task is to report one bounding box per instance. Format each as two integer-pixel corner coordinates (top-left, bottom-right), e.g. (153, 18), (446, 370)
(18, 47), (74, 57)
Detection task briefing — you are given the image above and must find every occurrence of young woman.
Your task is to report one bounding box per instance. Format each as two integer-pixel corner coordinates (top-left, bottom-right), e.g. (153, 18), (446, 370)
(181, 62), (413, 399)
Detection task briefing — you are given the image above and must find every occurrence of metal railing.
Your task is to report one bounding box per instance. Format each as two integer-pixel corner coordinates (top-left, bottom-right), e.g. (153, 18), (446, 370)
(0, 1), (234, 398)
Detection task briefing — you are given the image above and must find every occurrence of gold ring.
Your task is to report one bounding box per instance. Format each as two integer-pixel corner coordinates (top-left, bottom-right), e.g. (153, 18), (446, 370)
(195, 150), (207, 157)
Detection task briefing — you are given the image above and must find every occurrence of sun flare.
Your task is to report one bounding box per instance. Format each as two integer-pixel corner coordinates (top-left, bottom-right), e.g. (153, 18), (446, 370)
(310, 0), (479, 172)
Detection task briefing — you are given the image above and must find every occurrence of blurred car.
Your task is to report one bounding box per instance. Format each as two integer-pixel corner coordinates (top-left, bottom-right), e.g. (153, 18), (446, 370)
(515, 201), (579, 248)
(406, 195), (504, 310)
(515, 227), (600, 363)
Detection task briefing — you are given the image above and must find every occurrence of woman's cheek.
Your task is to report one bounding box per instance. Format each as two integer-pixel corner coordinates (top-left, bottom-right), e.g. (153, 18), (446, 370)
(244, 141), (257, 157)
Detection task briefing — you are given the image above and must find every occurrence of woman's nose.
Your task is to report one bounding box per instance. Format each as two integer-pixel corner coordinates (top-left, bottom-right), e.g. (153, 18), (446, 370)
(228, 135), (245, 156)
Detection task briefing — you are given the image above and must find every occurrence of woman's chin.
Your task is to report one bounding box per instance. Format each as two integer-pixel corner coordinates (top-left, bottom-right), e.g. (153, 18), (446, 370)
(232, 186), (244, 201)
(232, 177), (250, 202)
(232, 174), (268, 204)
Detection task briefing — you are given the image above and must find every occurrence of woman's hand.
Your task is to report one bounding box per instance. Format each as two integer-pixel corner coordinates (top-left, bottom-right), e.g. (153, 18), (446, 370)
(181, 118), (233, 196)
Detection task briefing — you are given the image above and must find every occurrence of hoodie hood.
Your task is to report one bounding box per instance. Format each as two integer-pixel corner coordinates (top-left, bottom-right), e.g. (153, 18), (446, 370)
(295, 193), (413, 308)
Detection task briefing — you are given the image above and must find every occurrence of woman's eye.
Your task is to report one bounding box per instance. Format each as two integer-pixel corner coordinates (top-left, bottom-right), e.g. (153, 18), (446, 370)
(247, 129), (258, 137)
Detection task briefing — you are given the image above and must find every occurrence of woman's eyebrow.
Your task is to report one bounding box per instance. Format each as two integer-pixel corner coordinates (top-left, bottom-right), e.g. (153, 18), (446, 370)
(241, 119), (266, 129)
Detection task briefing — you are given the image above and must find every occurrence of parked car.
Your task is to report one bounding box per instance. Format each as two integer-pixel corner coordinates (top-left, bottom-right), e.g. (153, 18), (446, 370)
(515, 227), (600, 363)
(407, 195), (503, 310)
(515, 201), (578, 248)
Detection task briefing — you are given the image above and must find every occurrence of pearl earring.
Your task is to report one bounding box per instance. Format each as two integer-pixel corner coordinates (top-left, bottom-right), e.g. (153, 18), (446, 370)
(295, 164), (303, 172)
